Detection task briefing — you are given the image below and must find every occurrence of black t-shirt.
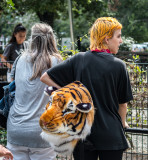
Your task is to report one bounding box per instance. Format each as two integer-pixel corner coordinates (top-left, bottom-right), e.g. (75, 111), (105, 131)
(47, 51), (133, 150)
(3, 42), (24, 61)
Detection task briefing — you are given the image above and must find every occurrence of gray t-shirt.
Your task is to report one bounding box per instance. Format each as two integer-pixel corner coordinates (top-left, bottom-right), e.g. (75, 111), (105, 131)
(3, 42), (24, 61)
(7, 54), (61, 148)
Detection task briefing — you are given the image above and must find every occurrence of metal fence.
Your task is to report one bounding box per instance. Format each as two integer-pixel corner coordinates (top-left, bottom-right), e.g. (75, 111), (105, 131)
(0, 61), (13, 82)
(124, 129), (148, 160)
(115, 51), (148, 64)
(123, 62), (148, 160)
(0, 61), (13, 99)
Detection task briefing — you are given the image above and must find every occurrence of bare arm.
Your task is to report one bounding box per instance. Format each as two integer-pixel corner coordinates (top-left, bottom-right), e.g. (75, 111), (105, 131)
(118, 103), (129, 128)
(0, 145), (13, 160)
(40, 72), (61, 89)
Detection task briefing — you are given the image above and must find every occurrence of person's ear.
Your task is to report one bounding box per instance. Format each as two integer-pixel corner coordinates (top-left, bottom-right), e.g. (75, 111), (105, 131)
(104, 36), (109, 44)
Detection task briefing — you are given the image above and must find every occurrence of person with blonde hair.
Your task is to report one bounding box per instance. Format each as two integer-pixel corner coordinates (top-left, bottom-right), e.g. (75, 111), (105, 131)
(40, 17), (133, 160)
(6, 23), (62, 160)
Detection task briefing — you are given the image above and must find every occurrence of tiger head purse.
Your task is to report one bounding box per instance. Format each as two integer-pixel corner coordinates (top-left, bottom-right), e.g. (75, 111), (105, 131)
(39, 81), (95, 156)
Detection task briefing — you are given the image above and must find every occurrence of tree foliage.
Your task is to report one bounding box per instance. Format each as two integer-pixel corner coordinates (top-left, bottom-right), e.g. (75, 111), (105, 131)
(0, 11), (39, 38)
(0, 0), (148, 44)
(109, 0), (148, 43)
(54, 0), (110, 38)
(120, 36), (137, 51)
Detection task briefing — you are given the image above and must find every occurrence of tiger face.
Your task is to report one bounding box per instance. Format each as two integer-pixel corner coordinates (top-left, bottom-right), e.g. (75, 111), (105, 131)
(39, 81), (94, 155)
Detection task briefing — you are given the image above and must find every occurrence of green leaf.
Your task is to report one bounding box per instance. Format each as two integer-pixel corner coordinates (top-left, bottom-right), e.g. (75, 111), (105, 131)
(6, 0), (15, 9)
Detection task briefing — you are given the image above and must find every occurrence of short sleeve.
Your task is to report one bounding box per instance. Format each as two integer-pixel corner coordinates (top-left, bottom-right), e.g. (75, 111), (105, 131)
(47, 56), (75, 87)
(3, 44), (12, 60)
(117, 63), (133, 104)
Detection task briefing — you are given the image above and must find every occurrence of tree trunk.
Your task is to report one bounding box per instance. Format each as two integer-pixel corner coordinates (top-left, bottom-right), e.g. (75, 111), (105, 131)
(37, 12), (55, 27)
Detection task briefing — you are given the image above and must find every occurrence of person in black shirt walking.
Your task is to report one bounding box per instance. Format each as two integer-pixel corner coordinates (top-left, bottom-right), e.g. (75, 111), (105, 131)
(40, 17), (133, 160)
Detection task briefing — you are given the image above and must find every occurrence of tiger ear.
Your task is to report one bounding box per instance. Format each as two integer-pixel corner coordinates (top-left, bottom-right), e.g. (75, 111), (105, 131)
(76, 103), (92, 113)
(44, 86), (57, 96)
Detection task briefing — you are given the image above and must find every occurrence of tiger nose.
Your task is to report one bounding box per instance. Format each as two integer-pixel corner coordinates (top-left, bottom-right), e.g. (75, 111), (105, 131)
(39, 119), (48, 126)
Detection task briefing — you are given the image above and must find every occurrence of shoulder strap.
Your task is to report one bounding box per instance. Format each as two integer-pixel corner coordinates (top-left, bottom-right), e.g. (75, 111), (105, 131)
(11, 54), (22, 79)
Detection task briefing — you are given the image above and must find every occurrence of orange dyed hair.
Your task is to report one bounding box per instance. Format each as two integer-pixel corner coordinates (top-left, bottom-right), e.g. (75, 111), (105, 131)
(90, 17), (122, 50)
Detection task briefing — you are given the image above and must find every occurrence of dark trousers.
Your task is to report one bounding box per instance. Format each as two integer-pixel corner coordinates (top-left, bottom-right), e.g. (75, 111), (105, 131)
(73, 141), (123, 160)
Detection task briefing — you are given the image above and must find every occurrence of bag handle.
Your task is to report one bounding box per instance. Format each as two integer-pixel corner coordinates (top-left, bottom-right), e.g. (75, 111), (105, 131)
(11, 54), (21, 80)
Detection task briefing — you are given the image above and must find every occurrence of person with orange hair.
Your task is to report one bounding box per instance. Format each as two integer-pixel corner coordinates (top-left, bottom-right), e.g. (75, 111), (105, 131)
(40, 17), (133, 160)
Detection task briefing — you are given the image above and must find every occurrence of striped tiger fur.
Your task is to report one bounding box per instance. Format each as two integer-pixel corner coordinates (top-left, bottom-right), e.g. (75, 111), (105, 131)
(39, 81), (94, 156)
